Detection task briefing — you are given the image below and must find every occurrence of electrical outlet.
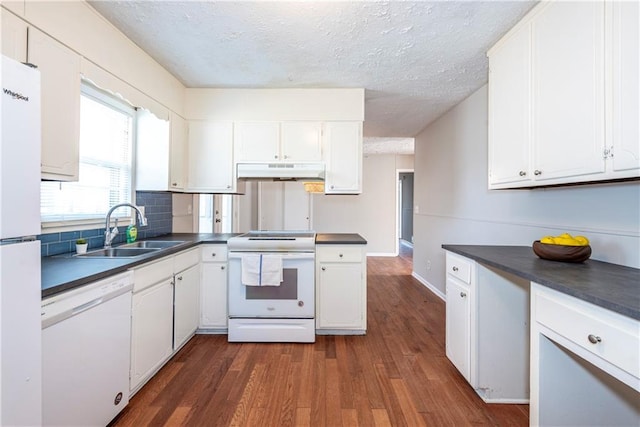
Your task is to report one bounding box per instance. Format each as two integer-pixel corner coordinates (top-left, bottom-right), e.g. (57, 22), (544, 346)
(426, 260), (431, 270)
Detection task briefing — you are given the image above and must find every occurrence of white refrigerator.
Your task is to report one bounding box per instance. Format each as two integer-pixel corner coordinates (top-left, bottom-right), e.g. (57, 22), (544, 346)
(0, 54), (43, 426)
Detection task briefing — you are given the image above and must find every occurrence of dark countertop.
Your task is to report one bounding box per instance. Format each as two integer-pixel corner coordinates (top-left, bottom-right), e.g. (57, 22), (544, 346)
(42, 233), (236, 298)
(442, 245), (640, 321)
(315, 233), (367, 245)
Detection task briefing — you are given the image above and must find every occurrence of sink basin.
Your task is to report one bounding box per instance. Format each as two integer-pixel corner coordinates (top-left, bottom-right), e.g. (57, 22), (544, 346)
(77, 247), (159, 258)
(121, 240), (185, 249)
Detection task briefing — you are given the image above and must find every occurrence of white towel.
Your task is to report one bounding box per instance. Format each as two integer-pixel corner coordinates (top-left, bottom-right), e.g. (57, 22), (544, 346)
(241, 254), (283, 286)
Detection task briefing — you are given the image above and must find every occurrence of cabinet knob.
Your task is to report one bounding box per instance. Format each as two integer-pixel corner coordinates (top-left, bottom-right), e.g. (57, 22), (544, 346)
(274, 155), (279, 159)
(284, 155), (289, 159)
(321, 267), (326, 271)
(518, 171), (526, 177)
(172, 182), (178, 186)
(460, 292), (467, 298)
(587, 334), (601, 344)
(339, 253), (343, 258)
(212, 253), (216, 257)
(331, 185), (335, 189)
(177, 276), (183, 281)
(452, 266), (459, 272)
(226, 185), (231, 189)
(534, 170), (542, 176)
(221, 266), (225, 270)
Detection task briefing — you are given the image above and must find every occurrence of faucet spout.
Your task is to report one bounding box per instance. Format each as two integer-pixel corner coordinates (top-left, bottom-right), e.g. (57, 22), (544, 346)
(104, 203), (148, 248)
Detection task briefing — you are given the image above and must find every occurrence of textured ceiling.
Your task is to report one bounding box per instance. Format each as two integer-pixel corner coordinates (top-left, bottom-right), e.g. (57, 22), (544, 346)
(89, 0), (537, 151)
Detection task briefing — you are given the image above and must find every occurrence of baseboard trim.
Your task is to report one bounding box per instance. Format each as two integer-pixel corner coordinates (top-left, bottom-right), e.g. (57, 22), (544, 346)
(412, 272), (445, 301)
(316, 329), (366, 335)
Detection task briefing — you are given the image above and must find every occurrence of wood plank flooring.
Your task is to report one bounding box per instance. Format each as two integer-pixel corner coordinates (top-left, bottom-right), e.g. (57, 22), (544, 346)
(111, 249), (528, 426)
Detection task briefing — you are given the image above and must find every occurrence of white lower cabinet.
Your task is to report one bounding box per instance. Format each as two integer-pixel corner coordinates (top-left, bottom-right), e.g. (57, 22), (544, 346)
(173, 263), (200, 350)
(130, 277), (174, 393)
(199, 245), (228, 330)
(444, 251), (530, 403)
(445, 277), (471, 382)
(130, 248), (200, 393)
(316, 244), (367, 334)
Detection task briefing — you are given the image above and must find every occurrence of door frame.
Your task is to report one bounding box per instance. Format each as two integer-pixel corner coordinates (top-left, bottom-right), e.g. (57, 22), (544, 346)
(396, 169), (414, 256)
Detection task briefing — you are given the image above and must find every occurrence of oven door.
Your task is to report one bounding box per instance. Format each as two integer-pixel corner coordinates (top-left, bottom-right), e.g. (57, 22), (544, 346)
(228, 252), (315, 318)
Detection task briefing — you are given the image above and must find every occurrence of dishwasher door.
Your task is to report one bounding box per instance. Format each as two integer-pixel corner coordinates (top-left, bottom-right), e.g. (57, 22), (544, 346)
(42, 273), (132, 427)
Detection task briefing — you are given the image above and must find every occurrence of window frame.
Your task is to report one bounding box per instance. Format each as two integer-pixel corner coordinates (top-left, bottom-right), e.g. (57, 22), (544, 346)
(40, 82), (137, 232)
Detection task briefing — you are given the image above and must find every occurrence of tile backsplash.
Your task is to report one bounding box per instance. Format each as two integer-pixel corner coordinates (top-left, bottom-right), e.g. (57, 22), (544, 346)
(40, 191), (173, 256)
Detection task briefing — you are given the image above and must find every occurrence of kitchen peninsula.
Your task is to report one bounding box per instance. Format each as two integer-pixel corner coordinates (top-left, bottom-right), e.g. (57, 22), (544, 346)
(442, 244), (639, 426)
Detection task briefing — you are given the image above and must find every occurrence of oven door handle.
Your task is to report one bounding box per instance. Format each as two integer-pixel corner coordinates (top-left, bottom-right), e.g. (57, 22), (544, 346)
(228, 252), (315, 261)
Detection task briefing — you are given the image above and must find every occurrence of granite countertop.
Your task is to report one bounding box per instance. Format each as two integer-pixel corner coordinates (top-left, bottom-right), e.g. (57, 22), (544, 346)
(315, 233), (367, 245)
(442, 245), (640, 321)
(42, 233), (237, 298)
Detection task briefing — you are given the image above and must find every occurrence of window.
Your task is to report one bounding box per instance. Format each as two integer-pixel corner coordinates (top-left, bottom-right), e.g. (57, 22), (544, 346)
(41, 84), (135, 226)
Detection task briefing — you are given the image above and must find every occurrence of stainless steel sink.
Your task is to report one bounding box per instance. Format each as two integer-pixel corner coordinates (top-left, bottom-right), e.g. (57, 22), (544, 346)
(120, 240), (185, 249)
(76, 247), (159, 258)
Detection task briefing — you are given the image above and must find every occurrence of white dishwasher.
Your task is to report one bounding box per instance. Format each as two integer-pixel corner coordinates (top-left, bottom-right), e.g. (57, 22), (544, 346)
(41, 271), (133, 427)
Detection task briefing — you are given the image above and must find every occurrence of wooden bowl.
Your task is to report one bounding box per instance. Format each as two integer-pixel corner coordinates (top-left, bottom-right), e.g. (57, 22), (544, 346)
(532, 241), (592, 263)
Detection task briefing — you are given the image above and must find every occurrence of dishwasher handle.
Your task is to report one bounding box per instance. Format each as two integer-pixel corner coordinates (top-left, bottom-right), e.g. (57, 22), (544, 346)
(71, 297), (104, 315)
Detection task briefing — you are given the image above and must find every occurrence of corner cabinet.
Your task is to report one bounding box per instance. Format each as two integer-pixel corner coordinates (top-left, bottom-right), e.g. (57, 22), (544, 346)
(199, 245), (228, 331)
(315, 244), (367, 334)
(488, 0), (639, 189)
(187, 121), (244, 194)
(323, 121), (363, 194)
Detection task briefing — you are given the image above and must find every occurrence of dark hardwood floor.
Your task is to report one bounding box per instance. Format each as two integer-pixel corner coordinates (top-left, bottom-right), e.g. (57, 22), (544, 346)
(111, 248), (528, 426)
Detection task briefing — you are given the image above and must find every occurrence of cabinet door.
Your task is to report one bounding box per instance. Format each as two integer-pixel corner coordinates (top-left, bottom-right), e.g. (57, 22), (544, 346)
(200, 262), (228, 329)
(323, 121), (362, 194)
(135, 109), (170, 191)
(488, 23), (532, 187)
(169, 113), (187, 190)
(187, 121), (235, 192)
(234, 122), (280, 162)
(130, 279), (174, 391)
(532, 1), (606, 181)
(317, 263), (364, 329)
(1, 8), (27, 62)
(173, 264), (200, 350)
(280, 122), (322, 162)
(610, 1), (640, 173)
(445, 277), (471, 382)
(28, 28), (81, 181)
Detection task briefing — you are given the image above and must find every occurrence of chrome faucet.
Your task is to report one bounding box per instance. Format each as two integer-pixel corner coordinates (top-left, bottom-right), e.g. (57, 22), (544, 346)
(104, 203), (148, 248)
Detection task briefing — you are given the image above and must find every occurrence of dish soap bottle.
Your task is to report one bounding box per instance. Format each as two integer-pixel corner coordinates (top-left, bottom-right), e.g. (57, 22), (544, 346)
(126, 219), (138, 243)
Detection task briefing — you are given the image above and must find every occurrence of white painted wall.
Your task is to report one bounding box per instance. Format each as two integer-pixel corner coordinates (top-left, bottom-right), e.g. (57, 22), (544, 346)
(413, 85), (640, 296)
(312, 154), (414, 255)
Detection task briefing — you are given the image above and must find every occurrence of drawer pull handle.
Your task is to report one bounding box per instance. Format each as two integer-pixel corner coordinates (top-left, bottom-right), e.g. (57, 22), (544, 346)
(452, 266), (459, 272)
(460, 292), (466, 298)
(519, 171), (526, 176)
(587, 334), (601, 344)
(321, 267), (326, 271)
(339, 254), (343, 258)
(221, 266), (225, 270)
(212, 253), (216, 257)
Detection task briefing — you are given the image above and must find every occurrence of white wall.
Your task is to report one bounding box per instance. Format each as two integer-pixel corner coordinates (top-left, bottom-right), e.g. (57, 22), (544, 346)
(312, 154), (414, 255)
(413, 85), (640, 296)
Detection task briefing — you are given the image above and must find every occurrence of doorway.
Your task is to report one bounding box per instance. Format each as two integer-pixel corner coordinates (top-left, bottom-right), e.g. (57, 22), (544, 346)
(397, 171), (414, 259)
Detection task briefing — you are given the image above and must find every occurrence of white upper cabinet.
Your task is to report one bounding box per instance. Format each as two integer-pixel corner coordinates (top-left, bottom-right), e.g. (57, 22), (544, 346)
(1, 8), (27, 62)
(188, 120), (243, 193)
(609, 1), (640, 174)
(488, 0), (637, 189)
(280, 122), (323, 162)
(532, 1), (605, 182)
(169, 113), (188, 190)
(323, 121), (363, 194)
(234, 121), (322, 163)
(28, 28), (81, 181)
(488, 21), (532, 186)
(136, 111), (186, 192)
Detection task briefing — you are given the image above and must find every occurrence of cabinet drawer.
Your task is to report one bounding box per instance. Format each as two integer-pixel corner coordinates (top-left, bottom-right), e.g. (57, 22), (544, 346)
(445, 252), (472, 284)
(316, 245), (363, 263)
(132, 256), (173, 293)
(535, 290), (639, 380)
(201, 245), (228, 262)
(174, 248), (199, 272)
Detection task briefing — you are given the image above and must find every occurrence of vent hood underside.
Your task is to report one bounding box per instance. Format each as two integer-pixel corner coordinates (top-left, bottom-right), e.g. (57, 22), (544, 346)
(237, 163), (325, 181)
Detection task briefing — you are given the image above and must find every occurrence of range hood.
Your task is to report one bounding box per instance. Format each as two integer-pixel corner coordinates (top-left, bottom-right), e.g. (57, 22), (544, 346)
(237, 163), (325, 181)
